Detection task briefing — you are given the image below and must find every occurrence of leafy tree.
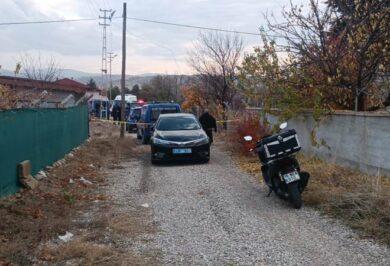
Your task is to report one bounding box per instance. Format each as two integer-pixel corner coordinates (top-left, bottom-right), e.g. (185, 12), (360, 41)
(328, 0), (389, 110)
(239, 31), (325, 121)
(0, 85), (19, 109)
(124, 87), (131, 94)
(108, 86), (120, 100)
(266, 0), (389, 111)
(138, 75), (183, 102)
(181, 84), (209, 111)
(86, 78), (97, 90)
(131, 84), (140, 96)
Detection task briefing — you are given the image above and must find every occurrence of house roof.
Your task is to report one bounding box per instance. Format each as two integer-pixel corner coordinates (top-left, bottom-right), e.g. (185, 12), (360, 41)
(0, 76), (87, 94)
(54, 78), (88, 88)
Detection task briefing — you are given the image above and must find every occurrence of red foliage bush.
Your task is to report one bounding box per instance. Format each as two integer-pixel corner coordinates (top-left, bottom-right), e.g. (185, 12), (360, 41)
(229, 111), (271, 155)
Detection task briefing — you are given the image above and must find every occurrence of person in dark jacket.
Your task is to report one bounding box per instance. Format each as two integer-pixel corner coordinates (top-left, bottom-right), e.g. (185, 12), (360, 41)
(112, 104), (121, 123)
(199, 110), (217, 144)
(95, 102), (101, 118)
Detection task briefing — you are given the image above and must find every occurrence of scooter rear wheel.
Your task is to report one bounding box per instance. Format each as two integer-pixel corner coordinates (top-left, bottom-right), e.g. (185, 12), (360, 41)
(288, 182), (302, 209)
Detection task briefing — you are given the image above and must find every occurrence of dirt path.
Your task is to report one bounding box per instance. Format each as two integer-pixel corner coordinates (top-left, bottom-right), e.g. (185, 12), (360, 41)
(104, 141), (389, 265)
(2, 122), (387, 265)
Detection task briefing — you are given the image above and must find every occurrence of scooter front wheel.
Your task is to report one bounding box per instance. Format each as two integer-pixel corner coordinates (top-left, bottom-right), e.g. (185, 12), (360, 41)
(287, 182), (302, 209)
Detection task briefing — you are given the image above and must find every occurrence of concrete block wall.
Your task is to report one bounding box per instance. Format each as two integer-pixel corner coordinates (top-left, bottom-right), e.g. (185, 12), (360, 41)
(258, 110), (390, 176)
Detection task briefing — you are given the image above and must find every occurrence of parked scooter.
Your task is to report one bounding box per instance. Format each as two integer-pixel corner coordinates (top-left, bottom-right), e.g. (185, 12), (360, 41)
(244, 122), (310, 209)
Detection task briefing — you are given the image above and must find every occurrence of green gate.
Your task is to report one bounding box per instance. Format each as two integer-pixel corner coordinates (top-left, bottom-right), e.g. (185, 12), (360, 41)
(0, 105), (89, 197)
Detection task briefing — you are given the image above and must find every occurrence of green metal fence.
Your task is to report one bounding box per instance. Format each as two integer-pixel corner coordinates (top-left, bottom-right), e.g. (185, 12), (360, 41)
(0, 105), (89, 197)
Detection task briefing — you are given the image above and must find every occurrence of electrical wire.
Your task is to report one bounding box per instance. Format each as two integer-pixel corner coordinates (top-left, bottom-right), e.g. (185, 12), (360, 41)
(0, 15), (288, 40)
(0, 16), (265, 37)
(0, 18), (99, 26)
(84, 1), (97, 18)
(126, 16), (263, 37)
(126, 27), (182, 72)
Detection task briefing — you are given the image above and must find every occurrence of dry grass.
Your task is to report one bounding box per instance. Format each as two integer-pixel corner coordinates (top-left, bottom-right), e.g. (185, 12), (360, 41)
(39, 237), (153, 265)
(0, 121), (141, 265)
(39, 239), (117, 264)
(109, 212), (157, 237)
(299, 155), (390, 245)
(221, 134), (390, 246)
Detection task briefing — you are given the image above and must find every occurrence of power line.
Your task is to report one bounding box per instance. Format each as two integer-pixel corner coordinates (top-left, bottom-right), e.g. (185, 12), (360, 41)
(89, 0), (100, 13)
(125, 16), (293, 40)
(0, 16), (288, 39)
(126, 27), (182, 72)
(0, 18), (98, 26)
(126, 16), (262, 36)
(84, 1), (96, 18)
(0, 16), (265, 37)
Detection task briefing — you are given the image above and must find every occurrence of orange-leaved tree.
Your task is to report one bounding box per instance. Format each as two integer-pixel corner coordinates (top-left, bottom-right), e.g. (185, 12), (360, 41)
(0, 85), (19, 110)
(181, 84), (208, 112)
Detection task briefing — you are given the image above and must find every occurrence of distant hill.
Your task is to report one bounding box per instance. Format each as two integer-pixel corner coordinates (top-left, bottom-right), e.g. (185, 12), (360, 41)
(0, 69), (15, 76)
(0, 68), (191, 89)
(76, 73), (160, 89)
(59, 69), (100, 80)
(0, 68), (99, 81)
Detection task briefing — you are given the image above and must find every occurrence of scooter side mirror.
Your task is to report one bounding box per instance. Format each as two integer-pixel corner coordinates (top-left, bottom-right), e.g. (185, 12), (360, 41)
(279, 122), (288, 130)
(244, 136), (253, 141)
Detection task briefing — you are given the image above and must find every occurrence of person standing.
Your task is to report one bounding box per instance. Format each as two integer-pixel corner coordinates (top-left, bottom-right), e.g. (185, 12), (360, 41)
(199, 110), (217, 144)
(113, 104), (121, 124)
(95, 102), (101, 118)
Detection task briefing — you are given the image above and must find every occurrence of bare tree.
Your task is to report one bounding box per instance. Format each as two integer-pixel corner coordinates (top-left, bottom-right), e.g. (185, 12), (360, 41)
(139, 75), (185, 102)
(20, 53), (61, 82)
(188, 32), (243, 119)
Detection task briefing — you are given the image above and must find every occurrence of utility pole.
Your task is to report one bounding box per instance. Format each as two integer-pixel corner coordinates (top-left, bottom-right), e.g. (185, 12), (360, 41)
(108, 52), (117, 101)
(99, 8), (115, 93)
(120, 2), (127, 138)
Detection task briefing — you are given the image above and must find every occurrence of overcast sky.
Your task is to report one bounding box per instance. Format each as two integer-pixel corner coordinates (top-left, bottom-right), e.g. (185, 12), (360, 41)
(0, 0), (303, 75)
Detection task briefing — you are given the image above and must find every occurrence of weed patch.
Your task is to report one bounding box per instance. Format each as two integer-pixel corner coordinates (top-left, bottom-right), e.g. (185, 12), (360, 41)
(0, 121), (138, 264)
(299, 155), (390, 245)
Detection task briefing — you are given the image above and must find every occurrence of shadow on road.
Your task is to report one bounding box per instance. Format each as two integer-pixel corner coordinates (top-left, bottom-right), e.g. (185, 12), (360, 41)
(152, 160), (209, 167)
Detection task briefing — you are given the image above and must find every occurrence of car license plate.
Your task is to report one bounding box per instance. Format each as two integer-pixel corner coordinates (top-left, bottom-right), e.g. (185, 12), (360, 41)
(172, 148), (192, 154)
(283, 171), (300, 184)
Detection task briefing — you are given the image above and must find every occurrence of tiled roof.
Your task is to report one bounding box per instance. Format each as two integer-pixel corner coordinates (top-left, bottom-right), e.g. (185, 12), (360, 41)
(0, 76), (87, 94)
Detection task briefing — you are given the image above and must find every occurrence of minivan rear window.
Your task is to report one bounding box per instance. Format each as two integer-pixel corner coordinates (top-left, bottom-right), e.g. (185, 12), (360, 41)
(151, 107), (179, 121)
(130, 108), (141, 119)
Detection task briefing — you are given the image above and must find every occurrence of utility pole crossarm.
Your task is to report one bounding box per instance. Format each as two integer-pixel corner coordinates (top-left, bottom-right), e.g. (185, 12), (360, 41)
(99, 8), (115, 94)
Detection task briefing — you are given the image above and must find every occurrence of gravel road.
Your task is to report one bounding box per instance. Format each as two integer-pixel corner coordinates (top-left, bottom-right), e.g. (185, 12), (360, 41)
(109, 143), (390, 265)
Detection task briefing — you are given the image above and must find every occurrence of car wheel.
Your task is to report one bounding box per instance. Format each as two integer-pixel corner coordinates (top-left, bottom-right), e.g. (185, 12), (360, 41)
(151, 153), (159, 164)
(151, 157), (158, 164)
(202, 157), (210, 163)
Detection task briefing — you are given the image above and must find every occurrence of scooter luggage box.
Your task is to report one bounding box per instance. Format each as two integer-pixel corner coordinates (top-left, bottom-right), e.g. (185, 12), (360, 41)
(257, 129), (301, 163)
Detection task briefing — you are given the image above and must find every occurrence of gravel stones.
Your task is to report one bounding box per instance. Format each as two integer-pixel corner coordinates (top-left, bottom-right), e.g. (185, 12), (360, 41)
(106, 144), (390, 265)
